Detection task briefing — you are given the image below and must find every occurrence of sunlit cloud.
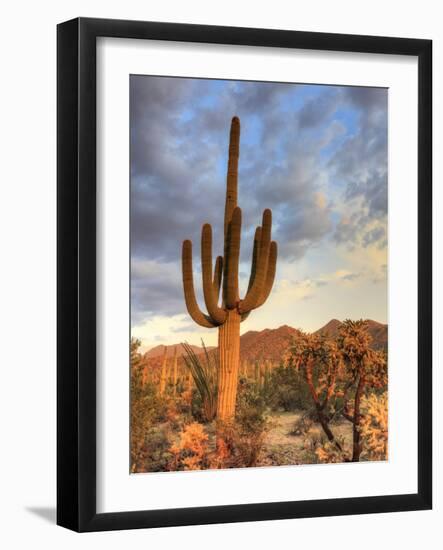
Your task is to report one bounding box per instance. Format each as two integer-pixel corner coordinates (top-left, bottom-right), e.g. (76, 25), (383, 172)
(130, 76), (388, 349)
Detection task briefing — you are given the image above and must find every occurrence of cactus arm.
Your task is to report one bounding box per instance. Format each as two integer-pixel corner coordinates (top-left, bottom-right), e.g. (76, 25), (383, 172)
(224, 117), (240, 236)
(239, 209), (272, 314)
(224, 206), (242, 309)
(182, 240), (218, 328)
(201, 224), (227, 324)
(213, 255), (223, 299)
(245, 226), (261, 293)
(240, 226), (261, 322)
(255, 240), (277, 308)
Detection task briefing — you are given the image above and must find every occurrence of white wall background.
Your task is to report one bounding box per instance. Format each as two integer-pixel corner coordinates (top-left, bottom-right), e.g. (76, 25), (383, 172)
(0, 1), (440, 547)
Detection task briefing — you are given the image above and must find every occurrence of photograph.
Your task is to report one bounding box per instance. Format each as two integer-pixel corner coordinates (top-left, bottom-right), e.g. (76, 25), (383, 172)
(0, 1), (435, 543)
(130, 75), (389, 473)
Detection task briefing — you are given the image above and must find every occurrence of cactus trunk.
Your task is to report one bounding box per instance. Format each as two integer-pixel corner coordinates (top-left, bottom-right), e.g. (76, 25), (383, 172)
(242, 360), (248, 378)
(217, 309), (241, 421)
(159, 347), (167, 396)
(172, 347), (178, 396)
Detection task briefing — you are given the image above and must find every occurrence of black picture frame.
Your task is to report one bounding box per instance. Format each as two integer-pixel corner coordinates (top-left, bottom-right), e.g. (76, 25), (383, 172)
(57, 17), (432, 532)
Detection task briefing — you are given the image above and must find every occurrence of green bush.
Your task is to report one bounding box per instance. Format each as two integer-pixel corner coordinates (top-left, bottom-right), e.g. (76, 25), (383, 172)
(136, 426), (173, 472)
(216, 380), (270, 468)
(265, 365), (312, 411)
(190, 387), (211, 423)
(236, 379), (268, 433)
(131, 365), (169, 470)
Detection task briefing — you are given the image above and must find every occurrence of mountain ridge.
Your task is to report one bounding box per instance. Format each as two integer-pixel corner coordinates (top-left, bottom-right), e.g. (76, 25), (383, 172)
(142, 319), (387, 367)
(315, 318), (387, 351)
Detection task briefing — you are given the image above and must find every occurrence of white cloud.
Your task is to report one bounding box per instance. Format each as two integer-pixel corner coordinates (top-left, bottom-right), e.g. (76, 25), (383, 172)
(132, 314), (219, 353)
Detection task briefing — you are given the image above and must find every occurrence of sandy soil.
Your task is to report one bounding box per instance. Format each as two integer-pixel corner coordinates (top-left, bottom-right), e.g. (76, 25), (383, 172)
(260, 411), (353, 465)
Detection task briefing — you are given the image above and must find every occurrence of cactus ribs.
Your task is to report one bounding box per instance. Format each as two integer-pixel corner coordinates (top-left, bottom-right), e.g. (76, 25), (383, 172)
(181, 117), (278, 425)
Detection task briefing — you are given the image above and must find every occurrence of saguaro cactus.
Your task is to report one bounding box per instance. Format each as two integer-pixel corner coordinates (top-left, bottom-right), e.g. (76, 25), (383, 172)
(142, 365), (149, 386)
(241, 360), (248, 379)
(172, 346), (178, 396)
(159, 346), (168, 396)
(181, 116), (278, 422)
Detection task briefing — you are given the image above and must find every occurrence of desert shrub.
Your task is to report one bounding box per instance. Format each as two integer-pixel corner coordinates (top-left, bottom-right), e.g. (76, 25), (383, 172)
(133, 426), (173, 472)
(131, 339), (171, 470)
(300, 432), (347, 464)
(164, 399), (182, 430)
(169, 422), (210, 471)
(298, 431), (324, 464)
(266, 365), (311, 411)
(289, 413), (315, 437)
(360, 392), (388, 461)
(189, 387), (211, 423)
(236, 380), (268, 433)
(216, 382), (271, 468)
(130, 380), (170, 470)
(314, 437), (347, 464)
(173, 387), (194, 419)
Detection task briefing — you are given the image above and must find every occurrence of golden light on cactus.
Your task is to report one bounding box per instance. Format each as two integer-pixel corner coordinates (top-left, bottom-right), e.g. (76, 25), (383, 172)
(142, 364), (149, 386)
(172, 346), (178, 396)
(159, 346), (168, 396)
(181, 116), (278, 424)
(255, 361), (260, 385)
(244, 360), (248, 379)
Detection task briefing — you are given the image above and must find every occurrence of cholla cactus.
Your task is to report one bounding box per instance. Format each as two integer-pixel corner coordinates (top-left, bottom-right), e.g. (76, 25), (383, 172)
(181, 117), (277, 422)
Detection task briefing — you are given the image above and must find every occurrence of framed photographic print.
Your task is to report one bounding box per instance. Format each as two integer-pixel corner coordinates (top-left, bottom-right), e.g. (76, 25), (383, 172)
(57, 17), (432, 532)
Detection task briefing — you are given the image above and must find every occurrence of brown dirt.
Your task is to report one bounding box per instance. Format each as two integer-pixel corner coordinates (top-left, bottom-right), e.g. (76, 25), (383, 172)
(259, 411), (353, 466)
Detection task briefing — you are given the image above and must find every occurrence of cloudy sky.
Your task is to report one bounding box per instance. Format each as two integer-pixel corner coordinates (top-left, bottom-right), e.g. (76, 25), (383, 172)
(130, 75), (388, 352)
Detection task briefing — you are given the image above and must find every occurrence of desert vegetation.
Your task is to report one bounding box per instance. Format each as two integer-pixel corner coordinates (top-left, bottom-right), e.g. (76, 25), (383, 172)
(130, 319), (388, 473)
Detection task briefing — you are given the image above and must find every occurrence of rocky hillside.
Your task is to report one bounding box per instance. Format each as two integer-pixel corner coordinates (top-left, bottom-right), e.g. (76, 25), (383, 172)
(144, 343), (214, 360)
(239, 325), (301, 364)
(142, 342), (215, 369)
(315, 319), (388, 351)
(142, 319), (387, 368)
(142, 326), (299, 367)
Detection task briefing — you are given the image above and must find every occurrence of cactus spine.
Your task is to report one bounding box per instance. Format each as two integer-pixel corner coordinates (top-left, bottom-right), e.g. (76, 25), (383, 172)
(181, 116), (277, 424)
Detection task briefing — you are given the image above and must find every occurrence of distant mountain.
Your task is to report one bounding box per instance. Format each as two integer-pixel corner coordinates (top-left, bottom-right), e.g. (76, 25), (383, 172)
(315, 319), (342, 338)
(239, 325), (301, 364)
(142, 343), (216, 369)
(142, 326), (300, 368)
(365, 320), (388, 351)
(144, 343), (214, 360)
(141, 319), (387, 370)
(315, 319), (388, 351)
